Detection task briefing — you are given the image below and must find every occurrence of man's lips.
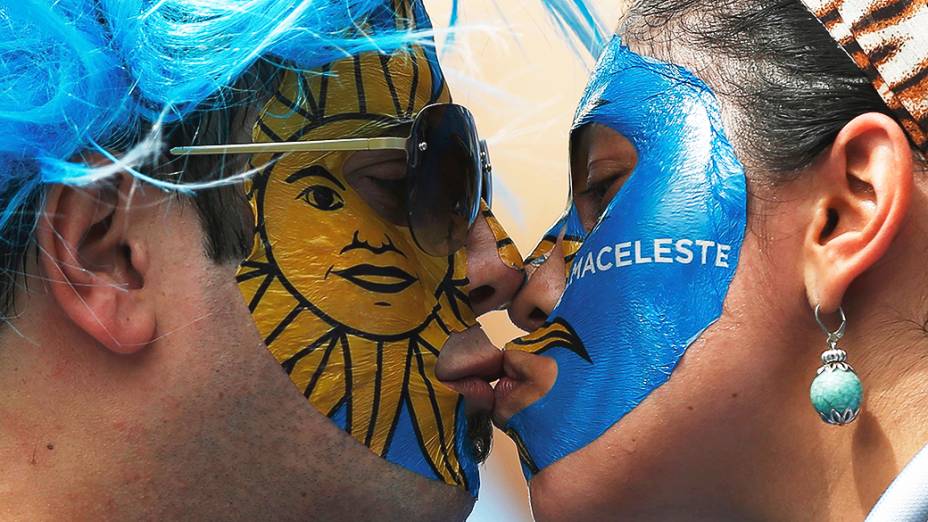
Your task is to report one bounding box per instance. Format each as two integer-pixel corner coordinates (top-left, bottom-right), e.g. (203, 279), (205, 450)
(435, 326), (504, 415)
(332, 264), (417, 293)
(441, 377), (495, 415)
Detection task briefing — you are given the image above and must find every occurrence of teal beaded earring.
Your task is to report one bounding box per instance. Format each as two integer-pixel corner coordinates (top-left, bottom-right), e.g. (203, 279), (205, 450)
(810, 305), (862, 425)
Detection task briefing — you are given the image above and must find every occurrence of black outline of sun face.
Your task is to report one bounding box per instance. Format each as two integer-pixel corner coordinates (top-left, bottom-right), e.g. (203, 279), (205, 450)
(502, 317), (590, 477)
(237, 39), (484, 490)
(239, 159), (479, 489)
(247, 152), (474, 343)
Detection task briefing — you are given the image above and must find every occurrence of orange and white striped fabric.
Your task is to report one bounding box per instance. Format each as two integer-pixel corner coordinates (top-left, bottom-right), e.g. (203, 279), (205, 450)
(799, 0), (928, 154)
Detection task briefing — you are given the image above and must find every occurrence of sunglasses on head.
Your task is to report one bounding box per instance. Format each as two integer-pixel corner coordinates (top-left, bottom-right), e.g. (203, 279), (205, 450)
(171, 103), (492, 257)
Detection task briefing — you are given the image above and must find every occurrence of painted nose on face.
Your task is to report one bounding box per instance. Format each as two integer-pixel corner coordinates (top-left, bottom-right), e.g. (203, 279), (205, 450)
(352, 227), (401, 255)
(464, 211), (525, 316)
(508, 241), (567, 332)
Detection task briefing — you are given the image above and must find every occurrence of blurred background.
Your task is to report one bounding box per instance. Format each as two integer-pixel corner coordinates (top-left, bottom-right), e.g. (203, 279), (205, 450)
(428, 1), (622, 519)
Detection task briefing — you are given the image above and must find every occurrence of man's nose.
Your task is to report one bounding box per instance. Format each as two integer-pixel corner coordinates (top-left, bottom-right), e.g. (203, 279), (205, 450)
(464, 209), (524, 316)
(508, 241), (567, 331)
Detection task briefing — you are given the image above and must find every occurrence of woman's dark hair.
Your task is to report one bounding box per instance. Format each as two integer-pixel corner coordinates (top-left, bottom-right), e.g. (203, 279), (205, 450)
(622, 0), (923, 176)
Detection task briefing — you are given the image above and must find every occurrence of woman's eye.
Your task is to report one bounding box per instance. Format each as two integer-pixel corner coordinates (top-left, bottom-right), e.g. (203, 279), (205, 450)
(569, 124), (639, 233)
(296, 185), (344, 211)
(576, 176), (620, 232)
(588, 180), (609, 201)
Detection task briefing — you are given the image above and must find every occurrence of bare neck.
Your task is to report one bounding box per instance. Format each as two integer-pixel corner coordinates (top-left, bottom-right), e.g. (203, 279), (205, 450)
(757, 249), (928, 521)
(0, 303), (475, 521)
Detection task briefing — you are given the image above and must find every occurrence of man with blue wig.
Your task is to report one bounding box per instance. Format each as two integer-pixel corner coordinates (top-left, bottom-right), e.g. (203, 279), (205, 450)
(0, 0), (487, 519)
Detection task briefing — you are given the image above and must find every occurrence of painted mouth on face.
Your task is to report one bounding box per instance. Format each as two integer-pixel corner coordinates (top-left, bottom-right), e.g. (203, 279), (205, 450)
(333, 264), (418, 293)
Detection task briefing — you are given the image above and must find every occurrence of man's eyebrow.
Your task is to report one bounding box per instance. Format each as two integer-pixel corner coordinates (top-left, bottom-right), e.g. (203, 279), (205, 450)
(284, 166), (346, 190)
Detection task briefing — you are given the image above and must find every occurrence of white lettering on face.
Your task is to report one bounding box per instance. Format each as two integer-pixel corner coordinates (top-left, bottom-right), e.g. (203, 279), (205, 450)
(715, 243), (731, 268)
(571, 254), (583, 283)
(596, 245), (614, 271)
(675, 239), (693, 264)
(653, 238), (672, 263)
(581, 252), (596, 278)
(634, 240), (652, 264)
(695, 239), (714, 264)
(615, 242), (633, 267)
(566, 238), (732, 283)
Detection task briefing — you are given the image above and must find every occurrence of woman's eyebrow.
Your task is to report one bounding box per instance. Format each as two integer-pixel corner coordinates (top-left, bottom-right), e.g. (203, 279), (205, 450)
(284, 166), (346, 189)
(587, 157), (633, 176)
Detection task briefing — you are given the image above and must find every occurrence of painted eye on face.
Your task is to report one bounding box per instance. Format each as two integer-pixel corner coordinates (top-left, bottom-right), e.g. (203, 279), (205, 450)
(571, 123), (638, 233)
(296, 185), (345, 211)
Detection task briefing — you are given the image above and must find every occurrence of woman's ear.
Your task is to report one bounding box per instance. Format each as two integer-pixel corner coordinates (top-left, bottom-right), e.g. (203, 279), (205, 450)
(36, 172), (155, 354)
(803, 112), (914, 313)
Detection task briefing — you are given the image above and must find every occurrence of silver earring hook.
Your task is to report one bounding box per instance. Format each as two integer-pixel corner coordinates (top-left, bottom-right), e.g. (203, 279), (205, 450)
(814, 304), (846, 346)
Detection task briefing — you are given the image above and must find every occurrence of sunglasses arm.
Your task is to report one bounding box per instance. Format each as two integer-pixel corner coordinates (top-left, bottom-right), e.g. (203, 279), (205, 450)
(170, 137), (408, 156)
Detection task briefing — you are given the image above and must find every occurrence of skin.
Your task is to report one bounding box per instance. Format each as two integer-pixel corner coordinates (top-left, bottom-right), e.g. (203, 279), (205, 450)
(498, 124), (634, 427)
(340, 147), (524, 425)
(0, 154), (517, 519)
(261, 149), (448, 334)
(502, 27), (928, 522)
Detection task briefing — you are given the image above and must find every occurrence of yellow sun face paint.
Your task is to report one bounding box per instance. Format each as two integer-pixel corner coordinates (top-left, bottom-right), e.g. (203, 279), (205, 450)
(255, 141), (458, 337)
(237, 1), (505, 494)
(524, 210), (584, 279)
(480, 200), (523, 271)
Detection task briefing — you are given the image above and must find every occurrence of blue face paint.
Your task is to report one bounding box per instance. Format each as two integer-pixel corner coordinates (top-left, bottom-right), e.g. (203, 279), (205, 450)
(503, 35), (747, 477)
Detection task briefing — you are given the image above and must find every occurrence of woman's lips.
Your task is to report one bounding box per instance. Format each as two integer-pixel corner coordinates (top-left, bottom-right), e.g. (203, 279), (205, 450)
(491, 349), (559, 426)
(494, 375), (518, 404)
(492, 372), (523, 426)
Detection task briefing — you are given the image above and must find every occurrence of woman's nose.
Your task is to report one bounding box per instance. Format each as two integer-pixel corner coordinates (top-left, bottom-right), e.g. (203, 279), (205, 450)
(465, 208), (525, 316)
(508, 242), (567, 332)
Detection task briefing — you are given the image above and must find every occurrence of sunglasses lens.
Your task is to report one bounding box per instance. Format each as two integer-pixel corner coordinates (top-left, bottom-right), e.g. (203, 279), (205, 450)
(408, 104), (482, 257)
(479, 140), (492, 208)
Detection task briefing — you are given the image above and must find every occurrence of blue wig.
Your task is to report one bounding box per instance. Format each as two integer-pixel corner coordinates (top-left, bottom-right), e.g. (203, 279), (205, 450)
(537, 0), (608, 59)
(0, 0), (445, 238)
(0, 0), (605, 245)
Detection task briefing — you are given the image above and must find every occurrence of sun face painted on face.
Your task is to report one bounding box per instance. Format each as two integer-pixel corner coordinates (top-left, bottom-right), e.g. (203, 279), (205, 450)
(480, 200), (524, 271)
(260, 146), (448, 337)
(236, 1), (504, 495)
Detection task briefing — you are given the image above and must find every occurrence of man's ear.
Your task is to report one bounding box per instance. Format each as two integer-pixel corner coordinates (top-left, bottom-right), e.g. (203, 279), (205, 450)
(804, 112), (914, 313)
(36, 172), (155, 354)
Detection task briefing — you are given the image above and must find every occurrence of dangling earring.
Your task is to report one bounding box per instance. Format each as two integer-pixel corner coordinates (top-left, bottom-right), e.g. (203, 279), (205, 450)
(810, 305), (863, 425)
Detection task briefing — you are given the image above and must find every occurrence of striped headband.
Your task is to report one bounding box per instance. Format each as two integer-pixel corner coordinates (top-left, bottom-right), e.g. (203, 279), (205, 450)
(799, 0), (928, 154)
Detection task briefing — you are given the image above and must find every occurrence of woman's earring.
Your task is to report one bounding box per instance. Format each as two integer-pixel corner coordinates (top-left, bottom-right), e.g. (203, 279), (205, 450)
(810, 305), (863, 425)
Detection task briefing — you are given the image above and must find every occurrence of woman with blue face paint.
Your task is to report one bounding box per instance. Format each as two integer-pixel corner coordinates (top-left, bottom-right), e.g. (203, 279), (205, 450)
(500, 0), (928, 520)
